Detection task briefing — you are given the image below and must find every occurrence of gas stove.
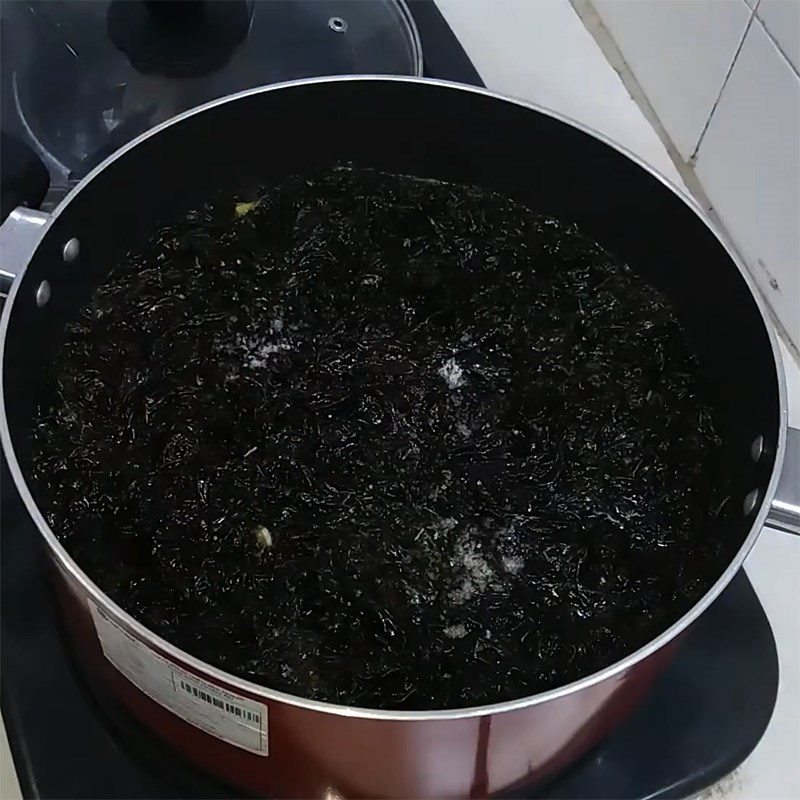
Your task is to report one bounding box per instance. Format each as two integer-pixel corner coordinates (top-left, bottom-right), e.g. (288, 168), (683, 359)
(0, 2), (790, 798)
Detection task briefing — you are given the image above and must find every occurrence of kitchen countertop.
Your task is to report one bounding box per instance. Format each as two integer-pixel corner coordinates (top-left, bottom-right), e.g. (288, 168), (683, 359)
(1, 2), (797, 797)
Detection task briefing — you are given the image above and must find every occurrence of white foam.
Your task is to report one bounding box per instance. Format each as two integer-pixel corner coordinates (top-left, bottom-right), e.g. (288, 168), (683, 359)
(437, 516), (458, 534)
(502, 555), (525, 575)
(244, 340), (292, 368)
(444, 623), (467, 639)
(447, 526), (498, 605)
(456, 421), (472, 439)
(219, 332), (294, 368)
(438, 358), (465, 390)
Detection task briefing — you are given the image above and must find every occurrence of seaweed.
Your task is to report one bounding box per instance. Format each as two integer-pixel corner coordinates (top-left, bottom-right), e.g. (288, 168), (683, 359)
(31, 167), (734, 710)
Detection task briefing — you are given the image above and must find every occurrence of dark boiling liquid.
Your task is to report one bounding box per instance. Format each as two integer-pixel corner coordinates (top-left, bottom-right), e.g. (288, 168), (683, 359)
(32, 168), (734, 710)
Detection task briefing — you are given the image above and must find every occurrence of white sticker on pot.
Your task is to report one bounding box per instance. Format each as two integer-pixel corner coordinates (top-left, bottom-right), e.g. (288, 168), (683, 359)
(88, 600), (268, 755)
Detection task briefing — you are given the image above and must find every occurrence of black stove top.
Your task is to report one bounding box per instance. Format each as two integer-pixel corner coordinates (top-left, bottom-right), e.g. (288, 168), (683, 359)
(0, 3), (779, 798)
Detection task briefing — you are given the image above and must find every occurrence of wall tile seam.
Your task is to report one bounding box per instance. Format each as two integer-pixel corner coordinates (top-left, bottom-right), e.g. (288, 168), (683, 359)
(690, 3), (758, 164)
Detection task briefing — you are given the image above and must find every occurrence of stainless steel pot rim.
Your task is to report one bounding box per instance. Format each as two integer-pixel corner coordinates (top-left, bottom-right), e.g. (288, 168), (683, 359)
(0, 76), (788, 722)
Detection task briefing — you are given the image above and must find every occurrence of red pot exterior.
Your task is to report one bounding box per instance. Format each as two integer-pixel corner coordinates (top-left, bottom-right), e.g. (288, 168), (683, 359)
(54, 557), (674, 799)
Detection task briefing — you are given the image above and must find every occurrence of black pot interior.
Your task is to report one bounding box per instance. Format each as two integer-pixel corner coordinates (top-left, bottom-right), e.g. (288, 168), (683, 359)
(3, 78), (780, 556)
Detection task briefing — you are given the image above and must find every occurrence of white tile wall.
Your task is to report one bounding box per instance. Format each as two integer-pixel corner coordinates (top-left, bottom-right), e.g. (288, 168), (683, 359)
(591, 0), (751, 160)
(435, 0), (683, 184)
(584, 0), (800, 352)
(694, 18), (800, 346)
(758, 0), (800, 74)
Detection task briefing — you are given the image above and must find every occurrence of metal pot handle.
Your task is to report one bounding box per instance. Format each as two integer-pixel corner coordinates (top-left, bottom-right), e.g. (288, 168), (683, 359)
(0, 206), (50, 298)
(768, 426), (800, 535)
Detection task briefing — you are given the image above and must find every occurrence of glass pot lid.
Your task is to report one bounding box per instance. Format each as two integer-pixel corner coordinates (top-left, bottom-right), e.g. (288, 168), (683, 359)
(1, 0), (422, 183)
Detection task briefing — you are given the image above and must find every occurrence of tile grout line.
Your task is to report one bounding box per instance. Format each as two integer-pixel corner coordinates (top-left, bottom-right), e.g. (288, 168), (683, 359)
(689, 5), (757, 163)
(569, 0), (714, 204)
(754, 3), (800, 81)
(570, 0), (800, 366)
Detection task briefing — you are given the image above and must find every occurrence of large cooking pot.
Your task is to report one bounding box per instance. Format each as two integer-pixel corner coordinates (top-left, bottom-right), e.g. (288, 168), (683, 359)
(0, 78), (788, 799)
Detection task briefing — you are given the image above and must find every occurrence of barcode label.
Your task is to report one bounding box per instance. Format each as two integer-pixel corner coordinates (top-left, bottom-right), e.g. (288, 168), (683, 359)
(88, 600), (268, 755)
(178, 679), (262, 724)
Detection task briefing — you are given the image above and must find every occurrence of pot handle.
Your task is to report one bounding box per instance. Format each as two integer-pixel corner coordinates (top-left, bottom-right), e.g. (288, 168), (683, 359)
(0, 206), (50, 298)
(767, 425), (800, 535)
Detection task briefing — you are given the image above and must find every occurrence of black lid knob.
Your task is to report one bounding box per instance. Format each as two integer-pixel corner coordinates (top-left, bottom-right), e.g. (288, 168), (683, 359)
(107, 0), (252, 78)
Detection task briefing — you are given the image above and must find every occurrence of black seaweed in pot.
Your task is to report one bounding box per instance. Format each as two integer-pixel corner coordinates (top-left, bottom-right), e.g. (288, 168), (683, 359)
(31, 167), (734, 710)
